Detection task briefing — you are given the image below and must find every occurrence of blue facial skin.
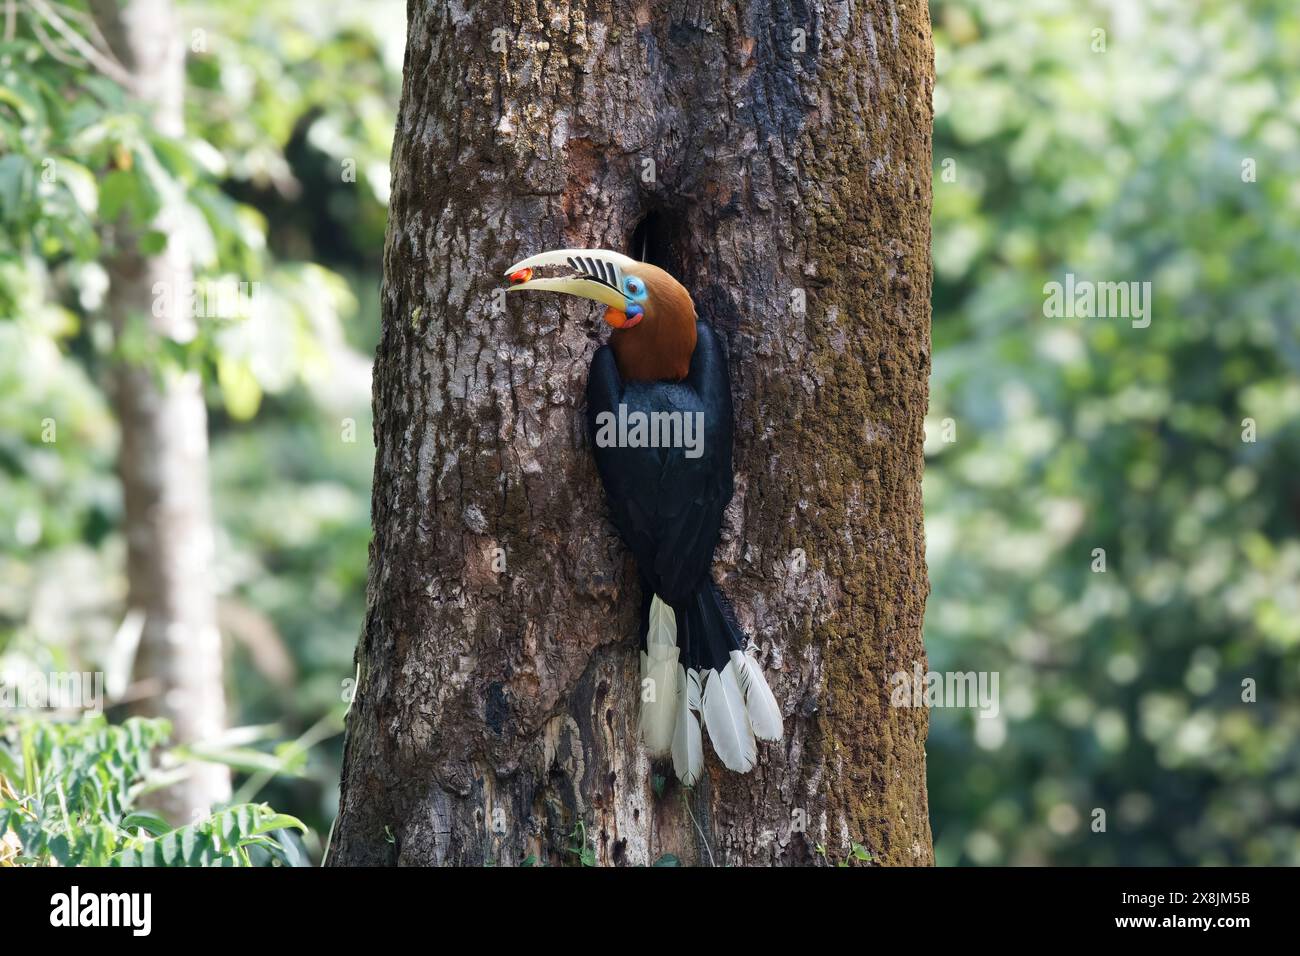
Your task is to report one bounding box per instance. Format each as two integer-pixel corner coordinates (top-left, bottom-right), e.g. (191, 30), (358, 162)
(622, 275), (648, 319)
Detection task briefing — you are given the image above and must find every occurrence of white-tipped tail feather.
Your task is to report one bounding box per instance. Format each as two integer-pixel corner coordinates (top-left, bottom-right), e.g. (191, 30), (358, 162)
(730, 650), (784, 741)
(639, 593), (782, 784)
(701, 663), (757, 774)
(671, 665), (703, 786)
(638, 596), (678, 755)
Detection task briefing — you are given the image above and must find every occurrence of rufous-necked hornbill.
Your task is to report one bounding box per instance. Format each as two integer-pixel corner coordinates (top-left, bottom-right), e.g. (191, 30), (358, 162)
(504, 247), (783, 786)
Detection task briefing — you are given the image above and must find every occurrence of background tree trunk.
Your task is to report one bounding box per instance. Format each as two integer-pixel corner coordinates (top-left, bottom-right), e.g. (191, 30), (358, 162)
(330, 0), (933, 866)
(92, 0), (231, 823)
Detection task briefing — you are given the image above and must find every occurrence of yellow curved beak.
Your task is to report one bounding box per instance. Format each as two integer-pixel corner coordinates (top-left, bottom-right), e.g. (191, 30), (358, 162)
(504, 248), (636, 312)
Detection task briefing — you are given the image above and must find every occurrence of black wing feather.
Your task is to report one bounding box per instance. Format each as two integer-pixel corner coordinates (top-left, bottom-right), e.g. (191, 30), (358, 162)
(585, 321), (735, 607)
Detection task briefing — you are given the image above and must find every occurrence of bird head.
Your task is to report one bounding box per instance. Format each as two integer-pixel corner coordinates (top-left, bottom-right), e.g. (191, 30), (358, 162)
(504, 248), (694, 330)
(504, 247), (698, 381)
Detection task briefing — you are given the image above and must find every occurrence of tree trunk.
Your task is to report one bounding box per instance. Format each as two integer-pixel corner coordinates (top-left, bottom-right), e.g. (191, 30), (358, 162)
(329, 0), (933, 866)
(93, 0), (231, 822)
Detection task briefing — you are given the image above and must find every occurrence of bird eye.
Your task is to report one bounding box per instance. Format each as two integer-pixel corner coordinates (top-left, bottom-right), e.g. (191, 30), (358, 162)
(624, 276), (644, 296)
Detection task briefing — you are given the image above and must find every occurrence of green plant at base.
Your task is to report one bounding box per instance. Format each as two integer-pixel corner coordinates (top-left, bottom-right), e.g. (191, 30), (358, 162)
(813, 840), (873, 867)
(565, 820), (597, 867)
(0, 715), (306, 866)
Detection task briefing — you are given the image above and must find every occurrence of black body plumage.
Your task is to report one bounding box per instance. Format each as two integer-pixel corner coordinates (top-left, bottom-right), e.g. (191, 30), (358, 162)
(585, 320), (752, 677)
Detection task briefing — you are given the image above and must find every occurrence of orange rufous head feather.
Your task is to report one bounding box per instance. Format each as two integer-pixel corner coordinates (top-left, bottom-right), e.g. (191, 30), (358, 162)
(504, 249), (697, 382)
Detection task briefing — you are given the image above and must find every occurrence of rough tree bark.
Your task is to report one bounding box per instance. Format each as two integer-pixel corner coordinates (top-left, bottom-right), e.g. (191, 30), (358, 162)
(330, 0), (933, 866)
(92, 0), (231, 822)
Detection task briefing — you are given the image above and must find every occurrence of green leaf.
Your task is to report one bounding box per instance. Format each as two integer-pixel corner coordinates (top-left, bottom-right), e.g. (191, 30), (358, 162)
(180, 824), (201, 864)
(138, 230), (168, 255)
(97, 169), (138, 222)
(122, 810), (171, 836)
(0, 153), (33, 220)
(47, 833), (72, 865)
(54, 158), (98, 216)
(0, 79), (41, 125)
(159, 830), (181, 865)
(252, 812), (308, 835)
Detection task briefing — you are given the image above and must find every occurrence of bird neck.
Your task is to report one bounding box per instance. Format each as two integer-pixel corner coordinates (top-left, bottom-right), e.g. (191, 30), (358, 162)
(610, 271), (698, 382)
(611, 310), (697, 382)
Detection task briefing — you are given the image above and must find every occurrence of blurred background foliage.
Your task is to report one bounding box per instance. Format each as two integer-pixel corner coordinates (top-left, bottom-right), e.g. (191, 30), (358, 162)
(0, 0), (402, 848)
(2, 0), (1296, 866)
(926, 0), (1300, 864)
